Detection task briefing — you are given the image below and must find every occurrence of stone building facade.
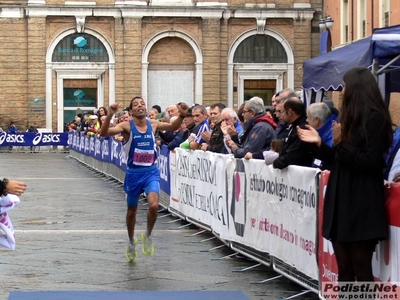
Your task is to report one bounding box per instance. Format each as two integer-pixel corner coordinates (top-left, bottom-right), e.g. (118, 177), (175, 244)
(0, 0), (322, 132)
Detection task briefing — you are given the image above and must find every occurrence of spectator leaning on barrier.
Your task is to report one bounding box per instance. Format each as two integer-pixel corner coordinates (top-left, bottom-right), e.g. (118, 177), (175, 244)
(167, 105), (179, 118)
(27, 123), (38, 134)
(183, 108), (196, 134)
(75, 117), (85, 133)
(160, 111), (170, 123)
(86, 115), (100, 138)
(26, 123), (39, 153)
(274, 89), (297, 140)
(113, 111), (129, 142)
(187, 105), (210, 150)
(201, 103), (226, 153)
(307, 102), (335, 147)
(297, 67), (393, 282)
(167, 116), (188, 150)
(148, 108), (158, 120)
(158, 112), (177, 146)
(7, 121), (18, 152)
(221, 107), (243, 137)
(7, 121), (17, 134)
(272, 97), (313, 169)
(227, 97), (276, 159)
(220, 107), (243, 154)
(306, 102), (337, 170)
(151, 104), (163, 120)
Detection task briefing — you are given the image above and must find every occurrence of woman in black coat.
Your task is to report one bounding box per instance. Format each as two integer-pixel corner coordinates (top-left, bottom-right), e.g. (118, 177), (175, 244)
(297, 67), (393, 282)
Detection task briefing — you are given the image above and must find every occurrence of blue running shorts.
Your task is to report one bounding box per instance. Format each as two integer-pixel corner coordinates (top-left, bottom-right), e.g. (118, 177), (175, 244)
(124, 166), (160, 207)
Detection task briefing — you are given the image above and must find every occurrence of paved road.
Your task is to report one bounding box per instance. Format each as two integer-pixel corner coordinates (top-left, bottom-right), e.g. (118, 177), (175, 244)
(0, 153), (319, 300)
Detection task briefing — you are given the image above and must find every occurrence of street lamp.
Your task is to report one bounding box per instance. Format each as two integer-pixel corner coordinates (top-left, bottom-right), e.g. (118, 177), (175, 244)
(319, 15), (334, 31)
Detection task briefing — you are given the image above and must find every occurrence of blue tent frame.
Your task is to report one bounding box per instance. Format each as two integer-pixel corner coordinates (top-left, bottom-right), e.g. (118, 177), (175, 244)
(302, 24), (400, 96)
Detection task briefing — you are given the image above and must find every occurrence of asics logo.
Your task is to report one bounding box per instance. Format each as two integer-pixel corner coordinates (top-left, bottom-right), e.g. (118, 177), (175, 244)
(32, 133), (61, 145)
(0, 132), (6, 144)
(0, 133), (25, 144)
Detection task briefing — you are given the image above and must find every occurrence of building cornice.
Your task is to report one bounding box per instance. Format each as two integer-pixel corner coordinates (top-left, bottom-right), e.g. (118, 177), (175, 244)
(1, 5), (315, 20)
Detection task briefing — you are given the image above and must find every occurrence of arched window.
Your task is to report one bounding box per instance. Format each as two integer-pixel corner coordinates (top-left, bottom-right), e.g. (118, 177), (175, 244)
(52, 33), (109, 62)
(233, 35), (287, 63)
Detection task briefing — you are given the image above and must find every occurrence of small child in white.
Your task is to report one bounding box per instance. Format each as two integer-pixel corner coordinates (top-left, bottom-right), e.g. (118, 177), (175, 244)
(263, 138), (284, 165)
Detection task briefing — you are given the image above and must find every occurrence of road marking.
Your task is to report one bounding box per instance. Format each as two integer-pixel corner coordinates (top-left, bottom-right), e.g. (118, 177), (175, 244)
(14, 229), (196, 234)
(14, 178), (115, 180)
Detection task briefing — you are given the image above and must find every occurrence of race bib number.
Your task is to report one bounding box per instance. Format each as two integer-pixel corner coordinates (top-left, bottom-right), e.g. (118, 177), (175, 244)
(133, 148), (155, 166)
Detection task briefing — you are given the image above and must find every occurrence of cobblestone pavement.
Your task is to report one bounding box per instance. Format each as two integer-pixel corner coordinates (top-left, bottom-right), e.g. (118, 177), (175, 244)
(0, 153), (319, 300)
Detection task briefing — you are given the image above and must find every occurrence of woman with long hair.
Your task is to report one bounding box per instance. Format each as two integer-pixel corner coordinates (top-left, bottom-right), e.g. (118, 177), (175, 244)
(298, 67), (393, 281)
(97, 106), (108, 118)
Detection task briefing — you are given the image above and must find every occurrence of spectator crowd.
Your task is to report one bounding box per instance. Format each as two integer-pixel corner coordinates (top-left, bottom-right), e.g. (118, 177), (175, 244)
(64, 86), (400, 184)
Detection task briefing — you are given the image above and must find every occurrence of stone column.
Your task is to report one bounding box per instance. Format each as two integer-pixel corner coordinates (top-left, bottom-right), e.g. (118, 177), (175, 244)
(202, 18), (221, 106)
(27, 17), (47, 129)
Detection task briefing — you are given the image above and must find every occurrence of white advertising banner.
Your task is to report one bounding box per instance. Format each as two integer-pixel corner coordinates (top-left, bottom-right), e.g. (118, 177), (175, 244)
(170, 148), (233, 239)
(226, 159), (320, 280)
(169, 149), (319, 280)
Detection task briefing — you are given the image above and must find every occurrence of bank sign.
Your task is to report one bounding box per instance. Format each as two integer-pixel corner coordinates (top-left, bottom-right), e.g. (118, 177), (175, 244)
(57, 36), (103, 55)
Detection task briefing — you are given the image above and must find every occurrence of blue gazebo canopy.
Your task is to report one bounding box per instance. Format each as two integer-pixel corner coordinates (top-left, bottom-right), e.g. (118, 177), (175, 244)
(302, 24), (400, 92)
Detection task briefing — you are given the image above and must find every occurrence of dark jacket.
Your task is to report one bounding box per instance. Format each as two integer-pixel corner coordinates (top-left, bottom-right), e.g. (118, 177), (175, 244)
(318, 111), (388, 242)
(207, 120), (224, 153)
(187, 122), (196, 134)
(233, 114), (276, 159)
(273, 114), (313, 169)
(27, 126), (38, 133)
(276, 122), (290, 139)
(158, 130), (175, 144)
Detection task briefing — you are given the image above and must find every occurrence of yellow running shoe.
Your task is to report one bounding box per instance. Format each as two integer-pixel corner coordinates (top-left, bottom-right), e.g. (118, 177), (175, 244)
(126, 237), (138, 262)
(141, 233), (155, 256)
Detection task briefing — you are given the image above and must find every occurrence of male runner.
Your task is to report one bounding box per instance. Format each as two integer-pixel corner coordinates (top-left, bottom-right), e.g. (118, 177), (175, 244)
(100, 97), (188, 262)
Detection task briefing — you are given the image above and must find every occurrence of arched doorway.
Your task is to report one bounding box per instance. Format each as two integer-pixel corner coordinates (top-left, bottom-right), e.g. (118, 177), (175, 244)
(142, 31), (203, 108)
(46, 29), (115, 132)
(228, 29), (294, 109)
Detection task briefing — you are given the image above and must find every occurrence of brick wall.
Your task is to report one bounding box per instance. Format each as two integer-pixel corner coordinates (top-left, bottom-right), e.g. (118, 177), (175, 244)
(0, 18), (28, 130)
(0, 2), (322, 130)
(202, 19), (221, 106)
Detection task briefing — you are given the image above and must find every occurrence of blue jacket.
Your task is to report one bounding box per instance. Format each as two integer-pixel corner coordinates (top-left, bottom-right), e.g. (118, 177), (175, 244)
(317, 114), (337, 147)
(7, 125), (18, 134)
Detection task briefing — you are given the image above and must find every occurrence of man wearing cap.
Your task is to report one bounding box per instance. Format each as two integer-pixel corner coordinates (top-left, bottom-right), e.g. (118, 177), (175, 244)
(100, 97), (188, 262)
(183, 108), (196, 134)
(86, 115), (100, 138)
